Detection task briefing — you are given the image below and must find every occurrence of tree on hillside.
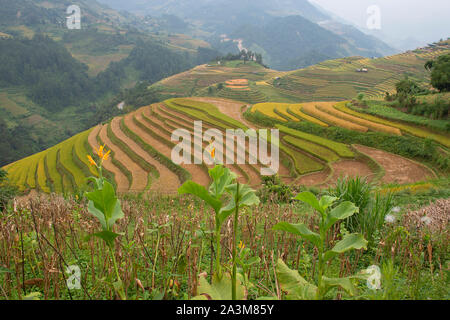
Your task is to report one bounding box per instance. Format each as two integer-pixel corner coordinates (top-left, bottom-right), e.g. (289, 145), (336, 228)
(395, 78), (422, 95)
(425, 53), (450, 92)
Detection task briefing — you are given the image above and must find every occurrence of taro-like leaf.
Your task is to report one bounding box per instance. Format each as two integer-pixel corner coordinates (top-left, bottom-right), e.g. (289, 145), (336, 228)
(323, 201), (359, 231)
(93, 230), (122, 247)
(276, 259), (317, 300)
(323, 233), (368, 261)
(208, 165), (237, 199)
(218, 184), (259, 225)
(273, 222), (321, 247)
(319, 195), (338, 211)
(294, 192), (324, 215)
(321, 276), (357, 296)
(192, 272), (245, 300)
(178, 181), (222, 214)
(86, 180), (124, 230)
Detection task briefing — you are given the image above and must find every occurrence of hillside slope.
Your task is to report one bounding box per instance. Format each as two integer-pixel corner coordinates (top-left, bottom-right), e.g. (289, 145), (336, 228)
(149, 42), (450, 103)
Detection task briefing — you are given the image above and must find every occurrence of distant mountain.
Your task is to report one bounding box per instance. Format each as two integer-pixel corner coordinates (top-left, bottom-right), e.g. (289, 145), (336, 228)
(213, 15), (392, 70)
(97, 0), (395, 70)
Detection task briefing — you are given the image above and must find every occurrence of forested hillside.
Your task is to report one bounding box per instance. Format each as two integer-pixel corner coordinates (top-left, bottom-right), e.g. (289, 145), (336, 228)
(0, 0), (222, 167)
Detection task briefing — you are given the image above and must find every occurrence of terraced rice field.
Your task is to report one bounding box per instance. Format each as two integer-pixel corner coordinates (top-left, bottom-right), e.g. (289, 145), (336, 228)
(318, 102), (402, 135)
(335, 104), (450, 148)
(251, 103), (292, 122)
(276, 125), (355, 158)
(287, 104), (329, 126)
(217, 85), (268, 104)
(269, 45), (450, 102)
(4, 130), (96, 193)
(225, 79), (249, 90)
(298, 102), (369, 132)
(3, 93), (444, 193)
(282, 136), (340, 163)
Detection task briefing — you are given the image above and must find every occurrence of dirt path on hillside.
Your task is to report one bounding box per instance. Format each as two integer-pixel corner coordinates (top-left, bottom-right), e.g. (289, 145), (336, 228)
(131, 107), (211, 188)
(88, 125), (130, 192)
(354, 145), (435, 184)
(190, 97), (254, 129)
(113, 116), (180, 194)
(100, 120), (148, 192)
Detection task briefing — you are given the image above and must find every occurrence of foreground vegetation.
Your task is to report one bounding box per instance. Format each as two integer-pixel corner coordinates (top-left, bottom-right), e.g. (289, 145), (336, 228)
(0, 156), (448, 299)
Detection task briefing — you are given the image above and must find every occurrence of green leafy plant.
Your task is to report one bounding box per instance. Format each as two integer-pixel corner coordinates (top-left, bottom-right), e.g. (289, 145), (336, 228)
(85, 146), (126, 300)
(273, 191), (368, 299)
(178, 163), (259, 300)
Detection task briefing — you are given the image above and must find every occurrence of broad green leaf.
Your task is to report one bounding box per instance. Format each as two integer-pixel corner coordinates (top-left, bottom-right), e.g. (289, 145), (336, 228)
(86, 180), (123, 230)
(319, 196), (338, 211)
(246, 257), (261, 266)
(218, 184), (260, 224)
(109, 199), (124, 230)
(323, 233), (368, 261)
(87, 200), (107, 230)
(323, 201), (359, 231)
(192, 272), (245, 300)
(178, 181), (222, 214)
(93, 230), (122, 247)
(87, 176), (104, 189)
(208, 165), (237, 199)
(273, 222), (321, 247)
(294, 192), (324, 215)
(321, 276), (358, 296)
(217, 199), (235, 226)
(276, 259), (317, 300)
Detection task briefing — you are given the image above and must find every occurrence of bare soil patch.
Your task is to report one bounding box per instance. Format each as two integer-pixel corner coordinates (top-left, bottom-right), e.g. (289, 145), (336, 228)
(353, 145), (434, 184)
(328, 159), (375, 184)
(295, 170), (330, 186)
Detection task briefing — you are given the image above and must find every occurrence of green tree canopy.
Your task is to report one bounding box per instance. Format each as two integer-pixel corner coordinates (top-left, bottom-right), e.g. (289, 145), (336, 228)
(426, 53), (450, 92)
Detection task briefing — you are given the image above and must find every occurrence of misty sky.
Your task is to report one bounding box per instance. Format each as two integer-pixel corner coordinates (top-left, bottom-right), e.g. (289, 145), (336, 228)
(310, 0), (450, 45)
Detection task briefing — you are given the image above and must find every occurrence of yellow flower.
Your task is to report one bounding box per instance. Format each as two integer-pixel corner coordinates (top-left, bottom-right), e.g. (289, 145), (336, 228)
(96, 145), (105, 159)
(238, 241), (245, 250)
(102, 149), (111, 161)
(210, 147), (216, 159)
(87, 155), (97, 167)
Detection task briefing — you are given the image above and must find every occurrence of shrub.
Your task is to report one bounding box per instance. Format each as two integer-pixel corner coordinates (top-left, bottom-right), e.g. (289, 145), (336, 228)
(258, 175), (293, 203)
(327, 176), (374, 232)
(0, 168), (18, 212)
